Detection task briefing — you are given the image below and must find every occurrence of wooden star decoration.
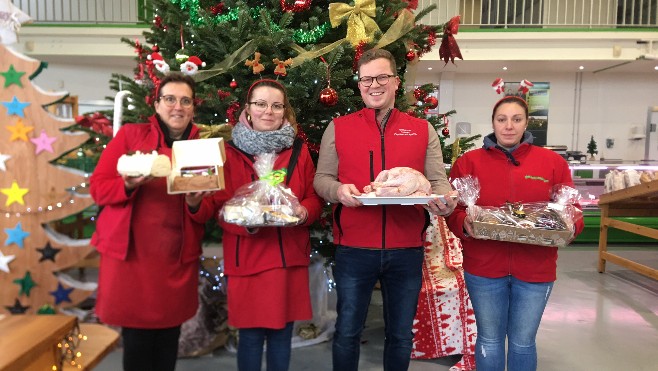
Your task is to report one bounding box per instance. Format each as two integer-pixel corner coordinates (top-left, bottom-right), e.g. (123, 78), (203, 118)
(30, 129), (57, 154)
(36, 242), (62, 262)
(13, 270), (37, 297)
(1, 64), (25, 87)
(1, 181), (29, 206)
(4, 221), (30, 248)
(5, 298), (30, 314)
(0, 250), (16, 273)
(6, 119), (34, 141)
(1, 96), (31, 117)
(49, 283), (74, 305)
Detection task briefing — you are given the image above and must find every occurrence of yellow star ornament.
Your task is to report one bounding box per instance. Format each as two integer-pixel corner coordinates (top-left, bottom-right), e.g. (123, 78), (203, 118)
(1, 181), (29, 206)
(6, 119), (34, 142)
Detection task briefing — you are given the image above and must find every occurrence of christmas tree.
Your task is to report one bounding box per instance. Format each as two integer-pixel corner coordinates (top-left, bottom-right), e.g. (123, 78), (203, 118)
(587, 135), (598, 159)
(103, 0), (481, 250)
(1, 43), (97, 315)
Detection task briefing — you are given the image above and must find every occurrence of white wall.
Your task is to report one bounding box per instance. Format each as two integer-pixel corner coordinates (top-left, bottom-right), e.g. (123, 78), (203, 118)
(418, 70), (658, 162)
(30, 56), (134, 114)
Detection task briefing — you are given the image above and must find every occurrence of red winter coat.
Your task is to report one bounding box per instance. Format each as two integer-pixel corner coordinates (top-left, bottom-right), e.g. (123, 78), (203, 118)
(445, 135), (584, 282)
(190, 139), (322, 328)
(90, 116), (205, 328)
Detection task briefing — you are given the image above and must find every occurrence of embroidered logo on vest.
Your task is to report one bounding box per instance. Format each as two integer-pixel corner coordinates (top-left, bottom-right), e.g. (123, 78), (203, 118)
(525, 175), (549, 182)
(394, 128), (417, 136)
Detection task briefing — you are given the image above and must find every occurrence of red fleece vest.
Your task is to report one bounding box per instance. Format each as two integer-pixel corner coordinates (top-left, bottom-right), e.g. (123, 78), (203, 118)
(333, 108), (430, 248)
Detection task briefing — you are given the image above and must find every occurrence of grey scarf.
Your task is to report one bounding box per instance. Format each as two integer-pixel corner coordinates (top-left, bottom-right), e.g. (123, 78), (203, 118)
(231, 113), (296, 155)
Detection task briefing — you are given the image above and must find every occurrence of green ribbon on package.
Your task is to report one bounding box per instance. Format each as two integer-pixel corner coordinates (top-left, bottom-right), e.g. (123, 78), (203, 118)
(260, 169), (287, 186)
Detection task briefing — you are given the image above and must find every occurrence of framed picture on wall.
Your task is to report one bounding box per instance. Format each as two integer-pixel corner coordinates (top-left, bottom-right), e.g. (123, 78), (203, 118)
(503, 82), (550, 146)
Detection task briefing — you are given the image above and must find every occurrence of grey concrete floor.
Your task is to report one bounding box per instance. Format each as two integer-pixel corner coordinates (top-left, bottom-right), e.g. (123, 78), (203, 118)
(95, 246), (658, 370)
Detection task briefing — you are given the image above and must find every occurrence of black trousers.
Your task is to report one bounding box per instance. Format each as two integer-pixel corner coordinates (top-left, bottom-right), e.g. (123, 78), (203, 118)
(121, 326), (181, 371)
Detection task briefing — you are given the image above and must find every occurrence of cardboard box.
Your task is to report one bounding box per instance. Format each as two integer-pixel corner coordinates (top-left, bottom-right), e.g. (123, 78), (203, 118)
(472, 221), (572, 247)
(167, 138), (226, 194)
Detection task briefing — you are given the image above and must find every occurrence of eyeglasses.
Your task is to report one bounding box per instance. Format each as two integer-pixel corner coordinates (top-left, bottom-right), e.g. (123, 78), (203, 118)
(248, 101), (286, 113)
(357, 74), (397, 87)
(159, 95), (194, 108)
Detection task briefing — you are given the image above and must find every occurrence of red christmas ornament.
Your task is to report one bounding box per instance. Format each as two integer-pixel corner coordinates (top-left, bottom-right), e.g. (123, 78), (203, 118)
(153, 15), (163, 29)
(281, 0), (312, 12)
(413, 88), (427, 101)
(152, 45), (159, 52)
(405, 49), (416, 61)
(406, 109), (418, 118)
(424, 96), (438, 109)
(210, 3), (225, 15)
(353, 41), (367, 72)
(418, 26), (436, 58)
(442, 127), (450, 137)
(319, 87), (338, 106)
(229, 79), (238, 89)
(217, 89), (230, 100)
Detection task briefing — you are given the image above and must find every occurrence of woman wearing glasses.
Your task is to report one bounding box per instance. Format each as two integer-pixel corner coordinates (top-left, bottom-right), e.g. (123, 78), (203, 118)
(90, 72), (209, 371)
(190, 79), (323, 371)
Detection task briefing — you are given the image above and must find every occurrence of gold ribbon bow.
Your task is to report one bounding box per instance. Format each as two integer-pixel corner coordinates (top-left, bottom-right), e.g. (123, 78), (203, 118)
(196, 123), (233, 140)
(291, 7), (415, 69)
(260, 169), (287, 186)
(329, 0), (380, 46)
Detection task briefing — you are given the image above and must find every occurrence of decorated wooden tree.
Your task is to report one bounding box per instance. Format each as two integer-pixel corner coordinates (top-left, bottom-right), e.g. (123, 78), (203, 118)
(1, 43), (96, 315)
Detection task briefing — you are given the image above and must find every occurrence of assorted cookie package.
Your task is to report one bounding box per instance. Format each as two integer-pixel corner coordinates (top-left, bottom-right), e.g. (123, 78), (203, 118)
(167, 138), (226, 194)
(220, 152), (301, 227)
(453, 176), (583, 247)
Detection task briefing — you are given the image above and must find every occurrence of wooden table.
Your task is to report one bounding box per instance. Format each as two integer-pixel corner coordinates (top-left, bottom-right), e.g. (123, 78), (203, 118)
(0, 315), (119, 371)
(598, 180), (658, 280)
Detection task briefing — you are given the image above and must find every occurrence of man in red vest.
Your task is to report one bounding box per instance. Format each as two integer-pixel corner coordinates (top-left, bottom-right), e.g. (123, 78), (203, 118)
(314, 48), (457, 371)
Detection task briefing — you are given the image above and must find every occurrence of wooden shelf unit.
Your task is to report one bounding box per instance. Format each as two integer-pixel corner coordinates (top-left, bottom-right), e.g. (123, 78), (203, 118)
(597, 180), (658, 280)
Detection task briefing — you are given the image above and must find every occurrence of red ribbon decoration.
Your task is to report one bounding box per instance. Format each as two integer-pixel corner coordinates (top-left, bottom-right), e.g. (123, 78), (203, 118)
(226, 101), (241, 124)
(76, 112), (113, 137)
(439, 15), (463, 65)
(404, 0), (419, 10)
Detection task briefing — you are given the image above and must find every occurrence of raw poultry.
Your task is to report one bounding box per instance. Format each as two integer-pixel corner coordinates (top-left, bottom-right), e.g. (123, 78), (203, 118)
(363, 167), (432, 197)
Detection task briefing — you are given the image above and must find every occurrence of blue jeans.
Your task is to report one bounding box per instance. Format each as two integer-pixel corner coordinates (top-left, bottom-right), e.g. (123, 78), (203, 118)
(332, 245), (424, 371)
(464, 272), (554, 371)
(237, 322), (294, 371)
